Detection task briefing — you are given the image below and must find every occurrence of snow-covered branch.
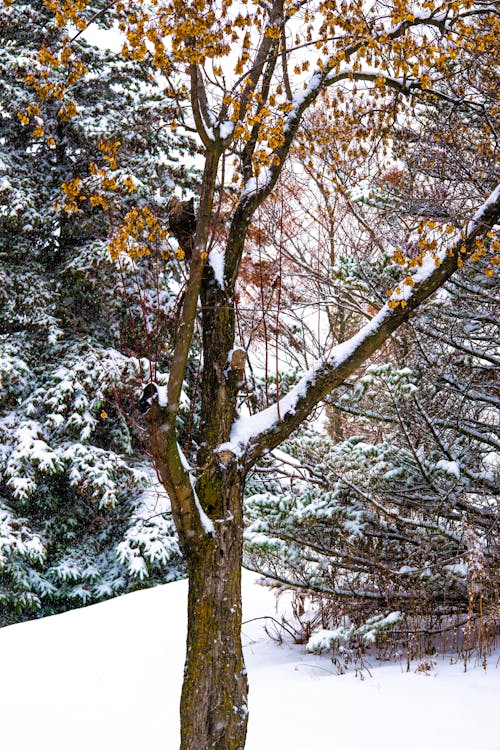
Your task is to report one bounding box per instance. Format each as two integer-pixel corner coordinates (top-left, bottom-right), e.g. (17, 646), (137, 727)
(218, 184), (500, 467)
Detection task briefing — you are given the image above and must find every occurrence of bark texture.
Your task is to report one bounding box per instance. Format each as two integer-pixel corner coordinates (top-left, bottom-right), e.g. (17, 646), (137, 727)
(180, 474), (248, 750)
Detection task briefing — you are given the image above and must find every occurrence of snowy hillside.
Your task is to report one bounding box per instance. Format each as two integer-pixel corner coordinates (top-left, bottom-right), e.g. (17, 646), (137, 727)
(1, 570), (499, 750)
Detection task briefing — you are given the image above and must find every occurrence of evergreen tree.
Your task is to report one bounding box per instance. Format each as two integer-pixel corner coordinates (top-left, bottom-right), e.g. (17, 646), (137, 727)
(0, 1), (198, 624)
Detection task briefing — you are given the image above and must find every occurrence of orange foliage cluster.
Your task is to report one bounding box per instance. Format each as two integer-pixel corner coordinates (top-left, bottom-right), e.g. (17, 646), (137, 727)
(108, 207), (171, 262)
(8, 0), (498, 280)
(52, 140), (136, 218)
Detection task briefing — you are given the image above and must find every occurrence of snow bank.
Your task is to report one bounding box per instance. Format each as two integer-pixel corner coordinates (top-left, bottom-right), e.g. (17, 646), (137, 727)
(0, 571), (499, 750)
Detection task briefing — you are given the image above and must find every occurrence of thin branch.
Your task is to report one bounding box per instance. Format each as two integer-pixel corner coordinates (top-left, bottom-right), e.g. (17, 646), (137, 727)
(222, 185), (500, 468)
(68, 0), (120, 44)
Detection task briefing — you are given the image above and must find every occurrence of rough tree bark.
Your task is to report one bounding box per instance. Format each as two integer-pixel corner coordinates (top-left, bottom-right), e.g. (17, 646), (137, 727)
(180, 473), (248, 749)
(151, 130), (252, 747)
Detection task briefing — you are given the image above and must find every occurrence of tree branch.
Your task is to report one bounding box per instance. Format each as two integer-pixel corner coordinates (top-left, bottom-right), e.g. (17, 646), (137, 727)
(149, 147), (222, 545)
(218, 184), (500, 468)
(191, 64), (216, 148)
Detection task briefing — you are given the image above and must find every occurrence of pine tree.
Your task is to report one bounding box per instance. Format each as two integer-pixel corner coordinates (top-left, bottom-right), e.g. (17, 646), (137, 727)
(0, 1), (198, 624)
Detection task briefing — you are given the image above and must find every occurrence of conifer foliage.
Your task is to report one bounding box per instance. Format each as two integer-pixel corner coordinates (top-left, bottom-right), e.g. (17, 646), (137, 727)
(0, 1), (198, 624)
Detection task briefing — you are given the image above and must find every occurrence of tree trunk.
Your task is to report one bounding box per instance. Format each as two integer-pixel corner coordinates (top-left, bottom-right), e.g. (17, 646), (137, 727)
(180, 476), (248, 750)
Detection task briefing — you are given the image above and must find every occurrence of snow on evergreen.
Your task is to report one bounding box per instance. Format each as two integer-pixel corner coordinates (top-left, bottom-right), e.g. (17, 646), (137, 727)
(0, 0), (201, 623)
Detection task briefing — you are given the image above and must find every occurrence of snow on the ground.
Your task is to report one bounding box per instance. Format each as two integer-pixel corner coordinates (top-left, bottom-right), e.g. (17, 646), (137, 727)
(1, 570), (499, 750)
